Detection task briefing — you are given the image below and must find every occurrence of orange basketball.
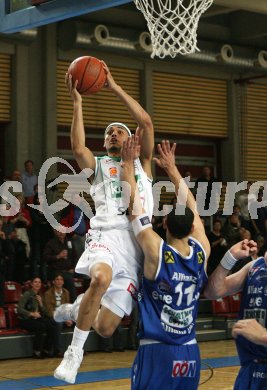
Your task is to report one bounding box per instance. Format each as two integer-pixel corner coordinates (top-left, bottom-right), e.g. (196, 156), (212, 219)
(68, 56), (107, 95)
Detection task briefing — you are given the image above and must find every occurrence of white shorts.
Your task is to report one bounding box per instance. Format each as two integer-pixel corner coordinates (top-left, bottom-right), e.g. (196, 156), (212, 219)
(75, 229), (143, 317)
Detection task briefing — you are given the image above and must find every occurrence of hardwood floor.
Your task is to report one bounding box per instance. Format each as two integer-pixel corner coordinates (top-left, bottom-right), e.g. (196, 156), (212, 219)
(0, 339), (239, 389)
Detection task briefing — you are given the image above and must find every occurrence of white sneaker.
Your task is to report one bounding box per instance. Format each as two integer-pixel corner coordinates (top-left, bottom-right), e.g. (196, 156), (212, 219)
(53, 304), (73, 323)
(54, 294), (84, 323)
(54, 345), (83, 384)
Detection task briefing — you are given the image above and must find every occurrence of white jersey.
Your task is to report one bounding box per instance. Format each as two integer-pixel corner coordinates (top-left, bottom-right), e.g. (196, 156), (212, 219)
(89, 156), (153, 230)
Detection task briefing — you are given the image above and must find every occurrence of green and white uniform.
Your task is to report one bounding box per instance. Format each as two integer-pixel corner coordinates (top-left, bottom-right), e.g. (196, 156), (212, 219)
(75, 156), (153, 317)
(89, 156), (153, 230)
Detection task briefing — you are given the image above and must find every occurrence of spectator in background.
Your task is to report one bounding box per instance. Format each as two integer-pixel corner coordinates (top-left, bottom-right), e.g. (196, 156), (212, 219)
(44, 273), (73, 357)
(21, 160), (38, 204)
(29, 193), (53, 281)
(222, 213), (242, 248)
(0, 217), (14, 281)
(1, 169), (22, 206)
(0, 271), (4, 307)
(43, 228), (77, 302)
(10, 169), (22, 183)
(240, 228), (252, 241)
(60, 193), (90, 261)
(17, 277), (56, 358)
(235, 181), (256, 231)
(184, 170), (193, 180)
(207, 219), (228, 276)
(2, 215), (28, 282)
(233, 204), (242, 217)
(0, 219), (7, 293)
(183, 170), (196, 197)
(195, 165), (217, 211)
(250, 188), (267, 240)
(8, 194), (31, 258)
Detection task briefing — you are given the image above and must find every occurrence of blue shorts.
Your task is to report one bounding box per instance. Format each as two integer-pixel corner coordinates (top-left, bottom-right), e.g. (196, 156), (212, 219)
(234, 362), (267, 390)
(131, 342), (200, 390)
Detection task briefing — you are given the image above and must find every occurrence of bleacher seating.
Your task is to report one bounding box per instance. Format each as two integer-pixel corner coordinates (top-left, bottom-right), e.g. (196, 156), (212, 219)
(0, 308), (6, 329)
(2, 282), (31, 335)
(74, 278), (85, 296)
(6, 304), (21, 329)
(212, 295), (240, 318)
(229, 293), (241, 313)
(0, 305), (23, 336)
(4, 281), (23, 304)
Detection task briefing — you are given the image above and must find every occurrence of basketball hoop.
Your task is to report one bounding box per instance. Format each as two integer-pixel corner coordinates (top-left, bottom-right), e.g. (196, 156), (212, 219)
(134, 0), (213, 58)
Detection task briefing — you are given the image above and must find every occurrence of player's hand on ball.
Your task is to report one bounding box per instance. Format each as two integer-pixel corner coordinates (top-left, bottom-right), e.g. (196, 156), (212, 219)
(65, 73), (82, 103)
(101, 61), (116, 90)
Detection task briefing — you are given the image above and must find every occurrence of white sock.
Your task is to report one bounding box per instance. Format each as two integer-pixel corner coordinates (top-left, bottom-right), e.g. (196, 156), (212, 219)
(71, 326), (90, 350)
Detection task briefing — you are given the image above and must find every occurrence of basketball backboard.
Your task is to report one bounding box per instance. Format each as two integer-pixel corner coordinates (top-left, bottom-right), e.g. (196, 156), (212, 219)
(0, 0), (132, 33)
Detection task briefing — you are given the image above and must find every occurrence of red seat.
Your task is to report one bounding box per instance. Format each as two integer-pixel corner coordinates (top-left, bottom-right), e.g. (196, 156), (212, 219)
(4, 281), (23, 304)
(212, 296), (238, 319)
(0, 308), (7, 329)
(212, 296), (230, 314)
(0, 307), (23, 336)
(74, 278), (85, 295)
(6, 304), (20, 329)
(229, 293), (242, 313)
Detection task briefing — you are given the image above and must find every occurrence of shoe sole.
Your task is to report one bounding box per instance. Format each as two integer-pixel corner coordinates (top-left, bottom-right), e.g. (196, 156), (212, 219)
(54, 370), (75, 384)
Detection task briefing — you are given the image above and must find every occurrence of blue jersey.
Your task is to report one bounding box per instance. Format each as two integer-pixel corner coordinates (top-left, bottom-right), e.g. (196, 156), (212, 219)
(138, 237), (208, 345)
(236, 257), (267, 365)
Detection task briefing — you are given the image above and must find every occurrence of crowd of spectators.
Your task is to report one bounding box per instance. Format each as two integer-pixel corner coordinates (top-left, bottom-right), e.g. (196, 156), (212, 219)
(152, 168), (267, 279)
(1, 161), (267, 358)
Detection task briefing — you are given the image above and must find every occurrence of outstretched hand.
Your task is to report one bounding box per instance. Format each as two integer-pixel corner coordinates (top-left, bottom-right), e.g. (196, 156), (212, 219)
(153, 140), (176, 171)
(65, 73), (82, 103)
(121, 135), (140, 167)
(229, 239), (257, 260)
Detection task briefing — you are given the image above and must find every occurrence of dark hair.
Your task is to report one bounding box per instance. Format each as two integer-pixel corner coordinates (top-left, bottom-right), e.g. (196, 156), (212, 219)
(24, 159), (34, 166)
(31, 277), (41, 283)
(166, 207), (194, 239)
(53, 273), (64, 281)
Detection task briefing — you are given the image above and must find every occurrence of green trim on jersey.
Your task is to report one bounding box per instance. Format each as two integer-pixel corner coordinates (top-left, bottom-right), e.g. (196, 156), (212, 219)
(99, 160), (108, 203)
(97, 155), (121, 162)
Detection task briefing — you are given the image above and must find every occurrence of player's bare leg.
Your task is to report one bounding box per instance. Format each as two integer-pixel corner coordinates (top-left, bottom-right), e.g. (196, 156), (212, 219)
(54, 263), (112, 384)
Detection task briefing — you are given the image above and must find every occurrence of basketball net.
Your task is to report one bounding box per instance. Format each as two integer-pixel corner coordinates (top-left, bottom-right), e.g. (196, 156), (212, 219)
(134, 0), (213, 58)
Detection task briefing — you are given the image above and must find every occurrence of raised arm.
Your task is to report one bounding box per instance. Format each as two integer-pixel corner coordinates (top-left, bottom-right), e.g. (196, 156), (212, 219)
(103, 63), (154, 178)
(154, 140), (210, 258)
(66, 74), (96, 173)
(204, 239), (257, 299)
(121, 136), (161, 279)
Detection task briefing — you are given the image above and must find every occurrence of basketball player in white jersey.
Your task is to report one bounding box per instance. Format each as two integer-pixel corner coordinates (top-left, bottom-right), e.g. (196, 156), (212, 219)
(54, 63), (154, 384)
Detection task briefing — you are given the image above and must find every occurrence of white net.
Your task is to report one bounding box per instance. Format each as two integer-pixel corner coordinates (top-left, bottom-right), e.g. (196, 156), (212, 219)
(134, 0), (213, 58)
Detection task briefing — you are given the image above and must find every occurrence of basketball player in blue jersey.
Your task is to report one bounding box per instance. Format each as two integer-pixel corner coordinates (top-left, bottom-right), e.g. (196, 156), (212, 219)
(121, 137), (211, 390)
(54, 63), (154, 384)
(204, 240), (267, 390)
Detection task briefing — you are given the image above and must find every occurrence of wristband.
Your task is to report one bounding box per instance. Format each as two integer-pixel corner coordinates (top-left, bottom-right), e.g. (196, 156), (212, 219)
(220, 250), (237, 270)
(132, 214), (152, 237)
